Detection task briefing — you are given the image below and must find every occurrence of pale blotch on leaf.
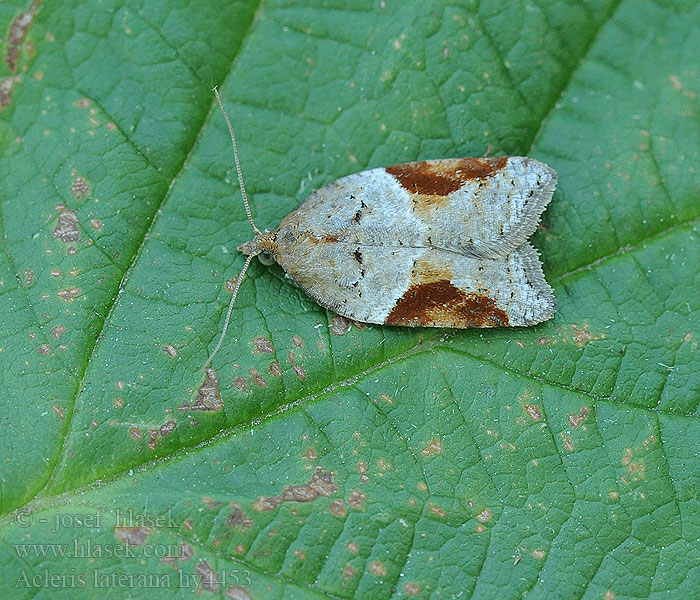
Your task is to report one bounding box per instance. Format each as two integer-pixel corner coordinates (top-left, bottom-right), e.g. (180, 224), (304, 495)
(330, 315), (351, 336)
(114, 526), (151, 547)
(524, 404), (543, 422)
(159, 420), (176, 437)
(4, 9), (35, 72)
(195, 560), (219, 593)
(404, 582), (421, 595)
(226, 503), (253, 532)
(571, 323), (602, 347)
(70, 177), (91, 200)
(568, 405), (590, 429)
(224, 586), (252, 600)
(347, 489), (366, 510)
(57, 287), (81, 302)
(180, 368), (223, 412)
(253, 467), (338, 512)
(476, 508), (492, 523)
(252, 337), (274, 354)
(560, 432), (574, 452)
(421, 439), (442, 455)
(249, 368), (268, 388)
(268, 362), (283, 377)
(53, 210), (80, 243)
(330, 499), (347, 518)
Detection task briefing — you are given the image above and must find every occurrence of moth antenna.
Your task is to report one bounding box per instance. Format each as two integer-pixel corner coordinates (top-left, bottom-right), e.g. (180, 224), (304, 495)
(203, 252), (256, 370)
(213, 86), (261, 235)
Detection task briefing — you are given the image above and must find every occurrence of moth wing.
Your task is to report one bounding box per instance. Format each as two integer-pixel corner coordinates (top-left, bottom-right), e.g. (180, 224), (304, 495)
(286, 157), (556, 260)
(384, 157), (557, 259)
(274, 235), (555, 328)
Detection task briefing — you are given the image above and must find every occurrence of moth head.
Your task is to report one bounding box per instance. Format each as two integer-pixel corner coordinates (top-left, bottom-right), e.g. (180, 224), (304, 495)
(237, 231), (277, 265)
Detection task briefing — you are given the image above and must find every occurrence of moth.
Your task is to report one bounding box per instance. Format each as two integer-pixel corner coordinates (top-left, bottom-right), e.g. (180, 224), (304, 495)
(206, 89), (556, 365)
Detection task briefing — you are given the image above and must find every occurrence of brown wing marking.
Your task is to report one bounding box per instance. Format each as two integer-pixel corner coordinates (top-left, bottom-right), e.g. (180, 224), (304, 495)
(384, 279), (510, 328)
(385, 158), (508, 196)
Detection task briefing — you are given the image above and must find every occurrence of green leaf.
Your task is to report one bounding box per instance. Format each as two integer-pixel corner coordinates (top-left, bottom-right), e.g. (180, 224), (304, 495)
(1, 0), (699, 598)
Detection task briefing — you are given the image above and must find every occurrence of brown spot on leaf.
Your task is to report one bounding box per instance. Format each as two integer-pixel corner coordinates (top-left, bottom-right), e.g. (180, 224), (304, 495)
(114, 526), (151, 547)
(5, 7), (37, 72)
(253, 467), (338, 512)
(225, 587), (252, 600)
(347, 541), (359, 553)
(404, 583), (421, 595)
(524, 404), (542, 422)
(159, 420), (176, 436)
(429, 503), (446, 517)
(232, 376), (248, 391)
(330, 314), (351, 335)
(344, 563), (356, 580)
(129, 426), (143, 440)
(195, 560), (219, 593)
(250, 367), (268, 387)
(53, 210), (80, 242)
(252, 336), (274, 353)
(57, 287), (81, 302)
(89, 218), (102, 231)
(476, 508), (492, 522)
(386, 157), (507, 196)
(421, 439), (442, 455)
(182, 518), (194, 530)
(568, 405), (589, 429)
(560, 432), (574, 452)
(348, 489), (366, 510)
(571, 324), (601, 347)
(38, 343), (49, 354)
(52, 405), (65, 420)
(147, 429), (159, 450)
(202, 496), (221, 509)
(70, 177), (91, 200)
(162, 344), (177, 357)
(292, 334), (304, 347)
(293, 365), (307, 380)
(330, 499), (347, 517)
(386, 280), (509, 327)
(369, 561), (387, 577)
(180, 368), (223, 411)
(227, 502), (253, 531)
(304, 448), (317, 460)
(51, 325), (66, 339)
(269, 362), (283, 377)
(0, 77), (16, 110)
